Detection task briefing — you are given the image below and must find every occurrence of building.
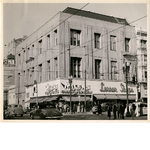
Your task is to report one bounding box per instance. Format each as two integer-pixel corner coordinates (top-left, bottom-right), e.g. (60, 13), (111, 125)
(8, 85), (17, 105)
(3, 55), (15, 107)
(136, 27), (147, 102)
(4, 36), (27, 59)
(15, 7), (137, 109)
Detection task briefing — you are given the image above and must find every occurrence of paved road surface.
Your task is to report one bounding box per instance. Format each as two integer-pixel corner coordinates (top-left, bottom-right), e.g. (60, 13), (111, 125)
(4, 113), (147, 120)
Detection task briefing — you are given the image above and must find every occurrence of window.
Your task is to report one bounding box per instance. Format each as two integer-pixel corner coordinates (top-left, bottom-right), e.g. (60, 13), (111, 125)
(70, 29), (81, 46)
(141, 40), (147, 48)
(111, 61), (117, 80)
(54, 30), (58, 46)
(145, 71), (147, 80)
(94, 33), (101, 49)
(95, 59), (101, 79)
(39, 40), (42, 54)
(32, 45), (34, 57)
(47, 60), (50, 80)
(54, 58), (58, 78)
(39, 64), (42, 82)
(71, 57), (82, 78)
(125, 38), (130, 52)
(47, 34), (50, 49)
(18, 53), (21, 64)
(110, 35), (116, 50)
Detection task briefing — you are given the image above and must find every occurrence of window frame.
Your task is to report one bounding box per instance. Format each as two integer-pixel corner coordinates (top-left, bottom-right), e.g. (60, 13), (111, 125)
(111, 61), (117, 80)
(94, 33), (101, 49)
(125, 38), (130, 52)
(70, 29), (81, 46)
(110, 35), (117, 51)
(95, 59), (101, 79)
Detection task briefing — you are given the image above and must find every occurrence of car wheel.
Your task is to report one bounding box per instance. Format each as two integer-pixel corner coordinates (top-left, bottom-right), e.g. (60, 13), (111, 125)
(15, 114), (17, 117)
(40, 113), (46, 119)
(93, 112), (96, 114)
(30, 114), (34, 120)
(21, 114), (23, 117)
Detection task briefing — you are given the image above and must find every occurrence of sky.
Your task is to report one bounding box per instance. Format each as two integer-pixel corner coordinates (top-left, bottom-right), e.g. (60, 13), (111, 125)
(3, 3), (147, 54)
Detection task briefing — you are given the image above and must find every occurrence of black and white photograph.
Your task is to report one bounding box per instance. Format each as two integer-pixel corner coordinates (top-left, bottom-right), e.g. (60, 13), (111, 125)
(2, 2), (148, 121)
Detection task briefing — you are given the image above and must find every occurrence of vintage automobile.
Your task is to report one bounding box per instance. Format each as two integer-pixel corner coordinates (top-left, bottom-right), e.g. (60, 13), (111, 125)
(92, 105), (98, 114)
(30, 104), (63, 120)
(7, 104), (24, 117)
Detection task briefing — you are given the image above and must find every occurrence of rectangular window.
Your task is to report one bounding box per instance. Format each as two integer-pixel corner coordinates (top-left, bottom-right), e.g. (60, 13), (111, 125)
(110, 35), (116, 50)
(54, 30), (57, 46)
(47, 60), (50, 80)
(145, 71), (147, 80)
(141, 40), (147, 48)
(54, 58), (58, 78)
(94, 33), (101, 49)
(18, 54), (21, 64)
(39, 64), (42, 82)
(125, 38), (130, 52)
(32, 45), (34, 57)
(95, 59), (101, 79)
(47, 34), (50, 50)
(39, 40), (42, 54)
(70, 29), (81, 46)
(111, 61), (117, 80)
(71, 57), (82, 78)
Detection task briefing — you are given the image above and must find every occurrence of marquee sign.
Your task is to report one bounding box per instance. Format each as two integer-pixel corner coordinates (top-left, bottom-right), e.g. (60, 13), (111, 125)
(45, 84), (59, 96)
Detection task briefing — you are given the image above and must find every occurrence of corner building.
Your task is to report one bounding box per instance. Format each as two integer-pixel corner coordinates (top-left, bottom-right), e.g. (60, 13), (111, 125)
(15, 7), (137, 109)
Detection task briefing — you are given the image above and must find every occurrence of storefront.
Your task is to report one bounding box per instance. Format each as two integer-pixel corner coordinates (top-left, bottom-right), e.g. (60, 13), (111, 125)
(140, 83), (147, 103)
(25, 79), (136, 110)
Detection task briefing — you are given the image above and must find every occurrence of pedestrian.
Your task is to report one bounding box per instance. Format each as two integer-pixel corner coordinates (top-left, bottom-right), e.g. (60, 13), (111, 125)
(120, 104), (125, 119)
(81, 103), (84, 113)
(77, 103), (80, 113)
(107, 104), (111, 120)
(73, 103), (76, 114)
(113, 104), (117, 119)
(63, 103), (67, 114)
(131, 103), (136, 120)
(98, 103), (102, 116)
(117, 102), (120, 119)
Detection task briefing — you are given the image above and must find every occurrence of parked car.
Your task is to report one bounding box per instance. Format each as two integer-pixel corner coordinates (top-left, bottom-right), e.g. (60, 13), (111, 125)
(7, 104), (24, 117)
(92, 105), (98, 114)
(30, 104), (63, 120)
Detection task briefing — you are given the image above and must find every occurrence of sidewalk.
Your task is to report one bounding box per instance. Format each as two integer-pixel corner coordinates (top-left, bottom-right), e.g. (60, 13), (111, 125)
(62, 111), (93, 115)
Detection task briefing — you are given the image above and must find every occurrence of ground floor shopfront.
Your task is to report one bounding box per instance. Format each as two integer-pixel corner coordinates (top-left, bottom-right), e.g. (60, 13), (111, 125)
(139, 82), (147, 103)
(25, 79), (136, 110)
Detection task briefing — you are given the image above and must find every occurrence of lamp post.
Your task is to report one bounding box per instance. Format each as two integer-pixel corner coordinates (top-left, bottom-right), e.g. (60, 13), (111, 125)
(18, 74), (20, 104)
(34, 80), (38, 107)
(125, 62), (130, 117)
(68, 76), (73, 114)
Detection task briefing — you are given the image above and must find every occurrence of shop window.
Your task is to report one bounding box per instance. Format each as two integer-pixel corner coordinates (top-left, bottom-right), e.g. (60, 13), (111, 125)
(70, 29), (81, 46)
(95, 59), (101, 79)
(110, 35), (116, 51)
(71, 57), (82, 78)
(94, 33), (101, 49)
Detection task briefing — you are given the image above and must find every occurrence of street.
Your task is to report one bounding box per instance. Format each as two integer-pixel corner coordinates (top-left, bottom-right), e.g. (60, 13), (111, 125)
(4, 112), (147, 120)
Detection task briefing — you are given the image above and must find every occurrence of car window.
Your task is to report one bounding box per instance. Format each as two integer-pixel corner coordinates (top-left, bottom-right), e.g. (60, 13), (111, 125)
(45, 105), (55, 108)
(14, 105), (18, 107)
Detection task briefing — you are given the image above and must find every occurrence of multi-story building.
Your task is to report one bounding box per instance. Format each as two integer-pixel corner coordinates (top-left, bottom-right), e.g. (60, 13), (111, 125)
(3, 54), (15, 107)
(136, 27), (147, 102)
(15, 7), (137, 109)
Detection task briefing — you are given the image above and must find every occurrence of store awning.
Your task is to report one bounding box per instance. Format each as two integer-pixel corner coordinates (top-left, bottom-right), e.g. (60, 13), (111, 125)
(46, 96), (59, 102)
(117, 94), (136, 100)
(62, 96), (91, 102)
(94, 94), (106, 100)
(26, 97), (44, 103)
(105, 94), (119, 100)
(25, 98), (36, 103)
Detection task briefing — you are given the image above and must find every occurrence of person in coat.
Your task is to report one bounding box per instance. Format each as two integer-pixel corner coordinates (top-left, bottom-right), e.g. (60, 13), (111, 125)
(107, 104), (111, 120)
(77, 103), (80, 113)
(113, 104), (117, 119)
(98, 103), (102, 116)
(117, 102), (120, 119)
(73, 103), (76, 114)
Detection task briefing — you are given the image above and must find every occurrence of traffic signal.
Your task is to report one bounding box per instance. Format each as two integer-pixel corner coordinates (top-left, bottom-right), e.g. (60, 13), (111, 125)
(132, 76), (136, 84)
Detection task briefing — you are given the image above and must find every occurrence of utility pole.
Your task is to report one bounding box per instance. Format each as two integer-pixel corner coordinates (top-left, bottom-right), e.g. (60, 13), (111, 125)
(85, 69), (86, 112)
(125, 62), (130, 117)
(18, 74), (20, 104)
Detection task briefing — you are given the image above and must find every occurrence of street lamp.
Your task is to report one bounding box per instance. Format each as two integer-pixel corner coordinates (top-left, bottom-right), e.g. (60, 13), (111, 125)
(68, 75), (73, 114)
(125, 62), (131, 117)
